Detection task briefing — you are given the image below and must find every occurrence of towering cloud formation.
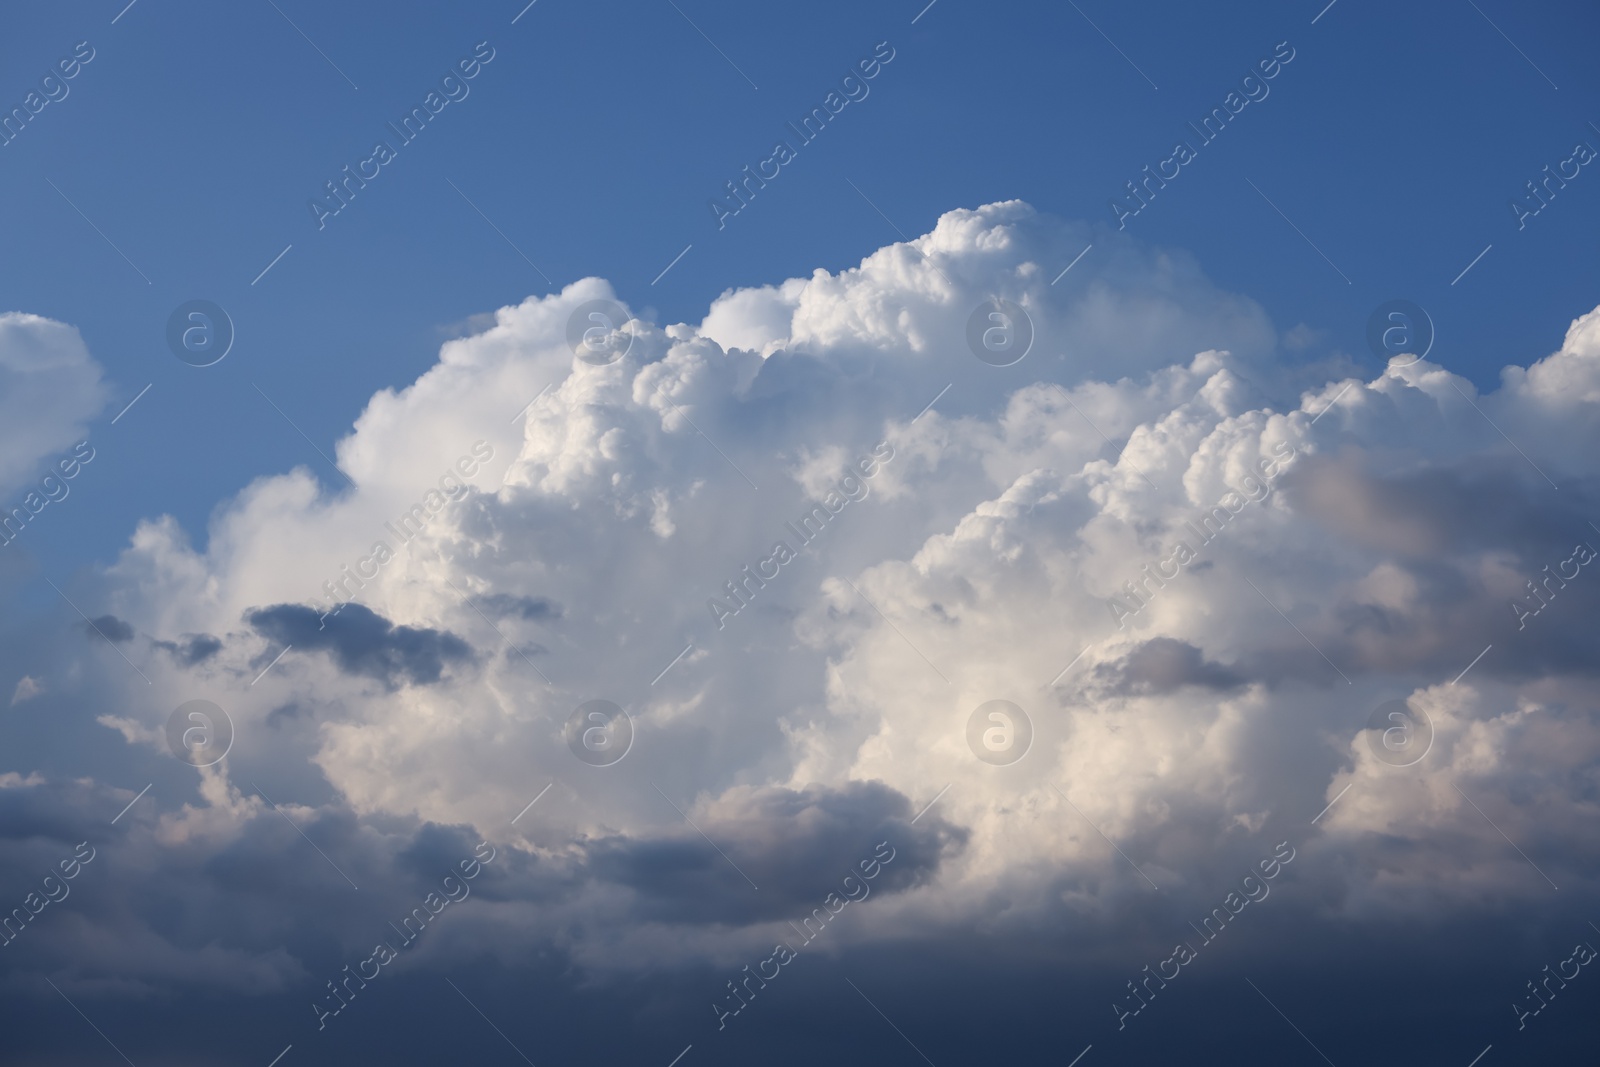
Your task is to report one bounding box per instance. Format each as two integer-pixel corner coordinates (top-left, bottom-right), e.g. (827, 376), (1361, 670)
(3, 201), (1598, 1009)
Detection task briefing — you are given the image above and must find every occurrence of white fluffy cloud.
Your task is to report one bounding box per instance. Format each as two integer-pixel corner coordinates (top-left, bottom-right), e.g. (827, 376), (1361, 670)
(0, 312), (107, 497)
(11, 201), (1600, 989)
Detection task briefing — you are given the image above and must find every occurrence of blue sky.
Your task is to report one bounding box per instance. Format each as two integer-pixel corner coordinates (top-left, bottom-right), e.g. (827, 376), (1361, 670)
(3, 2), (1600, 1064)
(1, 0), (1596, 572)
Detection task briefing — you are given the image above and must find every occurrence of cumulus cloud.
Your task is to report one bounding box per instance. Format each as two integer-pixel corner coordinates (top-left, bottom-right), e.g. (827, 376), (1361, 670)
(0, 312), (108, 498)
(246, 603), (475, 688)
(153, 633), (223, 667)
(10, 675), (42, 706)
(83, 614), (134, 643)
(5, 201), (1599, 1008)
(585, 781), (960, 924)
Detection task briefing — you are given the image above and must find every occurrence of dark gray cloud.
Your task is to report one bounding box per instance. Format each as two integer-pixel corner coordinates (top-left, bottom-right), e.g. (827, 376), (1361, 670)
(5, 770), (1592, 1067)
(479, 593), (560, 621)
(266, 701), (306, 727)
(1091, 638), (1244, 696)
(82, 615), (132, 643)
(0, 777), (963, 1002)
(245, 603), (473, 687)
(1220, 454), (1600, 687)
(0, 777), (110, 850)
(153, 633), (223, 666)
(585, 781), (962, 923)
(1282, 452), (1587, 560)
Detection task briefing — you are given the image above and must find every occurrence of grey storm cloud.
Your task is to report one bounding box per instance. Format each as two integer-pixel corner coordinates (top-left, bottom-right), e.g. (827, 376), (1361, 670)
(245, 603), (473, 687)
(154, 633), (223, 666)
(1090, 637), (1245, 696)
(1283, 451), (1590, 559)
(584, 781), (964, 923)
(83, 614), (133, 643)
(478, 593), (561, 621)
(1239, 451), (1600, 685)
